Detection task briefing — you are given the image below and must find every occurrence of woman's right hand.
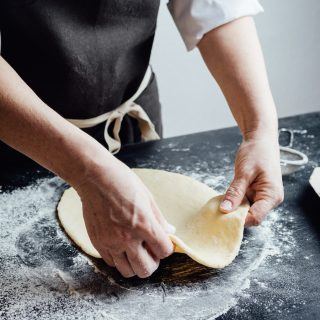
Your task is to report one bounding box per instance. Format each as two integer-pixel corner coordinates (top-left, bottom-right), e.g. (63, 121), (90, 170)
(75, 154), (175, 278)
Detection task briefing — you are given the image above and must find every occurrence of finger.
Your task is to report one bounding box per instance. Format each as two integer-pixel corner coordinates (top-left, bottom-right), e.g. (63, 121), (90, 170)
(245, 187), (255, 202)
(111, 252), (135, 278)
(245, 199), (275, 227)
(137, 217), (174, 260)
(126, 242), (160, 278)
(150, 200), (176, 234)
(220, 177), (250, 213)
(100, 250), (116, 267)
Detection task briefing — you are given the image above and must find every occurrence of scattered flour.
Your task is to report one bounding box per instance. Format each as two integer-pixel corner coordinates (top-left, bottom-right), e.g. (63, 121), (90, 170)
(0, 169), (298, 320)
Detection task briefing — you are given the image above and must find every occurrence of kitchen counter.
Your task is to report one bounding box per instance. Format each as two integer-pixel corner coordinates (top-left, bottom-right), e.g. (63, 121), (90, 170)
(0, 112), (319, 320)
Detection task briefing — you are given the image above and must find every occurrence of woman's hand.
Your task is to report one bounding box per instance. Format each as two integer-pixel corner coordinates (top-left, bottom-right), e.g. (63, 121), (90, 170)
(76, 156), (175, 278)
(198, 16), (283, 225)
(219, 135), (284, 226)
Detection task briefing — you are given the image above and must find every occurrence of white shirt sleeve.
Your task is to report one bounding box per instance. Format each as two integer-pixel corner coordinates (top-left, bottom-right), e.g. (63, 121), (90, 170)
(167, 0), (264, 51)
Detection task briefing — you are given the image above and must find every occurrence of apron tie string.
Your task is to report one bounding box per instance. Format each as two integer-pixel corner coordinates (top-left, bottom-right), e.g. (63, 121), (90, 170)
(66, 66), (160, 154)
(104, 101), (160, 154)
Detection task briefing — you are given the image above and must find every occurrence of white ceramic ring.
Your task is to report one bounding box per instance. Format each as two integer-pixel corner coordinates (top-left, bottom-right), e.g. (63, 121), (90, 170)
(280, 146), (309, 166)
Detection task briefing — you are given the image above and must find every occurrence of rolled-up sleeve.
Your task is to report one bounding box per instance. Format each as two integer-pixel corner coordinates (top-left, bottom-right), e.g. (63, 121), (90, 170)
(167, 0), (264, 51)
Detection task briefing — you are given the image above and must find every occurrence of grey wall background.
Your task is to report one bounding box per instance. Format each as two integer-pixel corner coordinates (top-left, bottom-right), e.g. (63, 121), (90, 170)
(151, 0), (320, 138)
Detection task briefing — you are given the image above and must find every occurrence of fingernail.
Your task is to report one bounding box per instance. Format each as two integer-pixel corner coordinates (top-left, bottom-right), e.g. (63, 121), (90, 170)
(220, 200), (233, 212)
(165, 223), (176, 234)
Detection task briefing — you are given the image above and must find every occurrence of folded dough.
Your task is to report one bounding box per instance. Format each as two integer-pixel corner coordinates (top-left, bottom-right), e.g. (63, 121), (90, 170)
(57, 169), (249, 269)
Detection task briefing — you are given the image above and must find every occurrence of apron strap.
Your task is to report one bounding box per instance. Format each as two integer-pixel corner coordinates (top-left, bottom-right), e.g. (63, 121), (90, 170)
(104, 101), (160, 154)
(66, 66), (160, 154)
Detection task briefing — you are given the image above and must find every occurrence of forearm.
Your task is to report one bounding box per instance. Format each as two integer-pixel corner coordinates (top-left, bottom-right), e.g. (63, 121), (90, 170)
(0, 56), (113, 186)
(198, 17), (278, 140)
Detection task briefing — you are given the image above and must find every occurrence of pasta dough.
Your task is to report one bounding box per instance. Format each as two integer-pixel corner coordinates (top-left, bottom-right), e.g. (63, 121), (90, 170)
(57, 169), (249, 269)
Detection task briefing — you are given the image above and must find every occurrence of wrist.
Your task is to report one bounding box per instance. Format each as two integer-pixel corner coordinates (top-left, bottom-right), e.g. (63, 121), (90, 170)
(242, 112), (278, 142)
(243, 126), (278, 142)
(73, 149), (119, 189)
(60, 132), (117, 189)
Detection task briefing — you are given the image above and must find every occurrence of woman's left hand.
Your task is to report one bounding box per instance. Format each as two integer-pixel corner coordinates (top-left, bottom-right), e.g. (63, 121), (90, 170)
(219, 136), (284, 226)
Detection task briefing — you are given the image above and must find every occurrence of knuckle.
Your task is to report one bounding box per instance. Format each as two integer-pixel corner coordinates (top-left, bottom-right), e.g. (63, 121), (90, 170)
(105, 230), (132, 251)
(248, 212), (262, 226)
(158, 243), (173, 258)
(141, 225), (173, 258)
(139, 263), (158, 278)
(227, 185), (243, 199)
(132, 211), (147, 228)
(108, 246), (123, 256)
(134, 213), (152, 233)
(129, 251), (141, 264)
(148, 234), (171, 257)
(240, 172), (251, 181)
(139, 268), (152, 278)
(251, 216), (261, 226)
(103, 242), (116, 251)
(121, 270), (135, 278)
(128, 254), (155, 278)
(150, 243), (165, 258)
(119, 230), (133, 242)
(143, 224), (158, 241)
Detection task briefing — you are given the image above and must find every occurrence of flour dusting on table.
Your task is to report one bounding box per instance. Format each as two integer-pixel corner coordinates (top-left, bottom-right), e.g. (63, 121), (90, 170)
(0, 171), (299, 320)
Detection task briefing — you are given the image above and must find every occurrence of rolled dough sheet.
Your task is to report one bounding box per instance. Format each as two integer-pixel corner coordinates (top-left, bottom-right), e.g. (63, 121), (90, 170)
(310, 167), (320, 197)
(57, 169), (249, 269)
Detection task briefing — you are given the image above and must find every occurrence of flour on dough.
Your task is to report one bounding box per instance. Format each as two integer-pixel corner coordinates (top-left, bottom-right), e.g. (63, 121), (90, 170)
(57, 169), (249, 269)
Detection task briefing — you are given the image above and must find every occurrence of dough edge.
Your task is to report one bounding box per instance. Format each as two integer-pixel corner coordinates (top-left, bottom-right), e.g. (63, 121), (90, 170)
(57, 169), (249, 269)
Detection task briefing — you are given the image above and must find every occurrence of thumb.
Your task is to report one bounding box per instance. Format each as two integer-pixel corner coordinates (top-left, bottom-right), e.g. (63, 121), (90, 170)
(220, 177), (249, 213)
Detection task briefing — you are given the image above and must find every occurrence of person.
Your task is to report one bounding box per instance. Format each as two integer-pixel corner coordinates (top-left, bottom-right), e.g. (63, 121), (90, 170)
(0, 0), (283, 278)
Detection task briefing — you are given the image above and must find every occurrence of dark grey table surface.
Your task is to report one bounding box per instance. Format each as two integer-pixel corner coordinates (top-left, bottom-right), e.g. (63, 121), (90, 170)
(0, 112), (319, 320)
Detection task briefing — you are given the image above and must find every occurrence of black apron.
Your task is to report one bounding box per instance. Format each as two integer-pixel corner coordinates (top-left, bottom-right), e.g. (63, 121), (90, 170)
(0, 0), (162, 164)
